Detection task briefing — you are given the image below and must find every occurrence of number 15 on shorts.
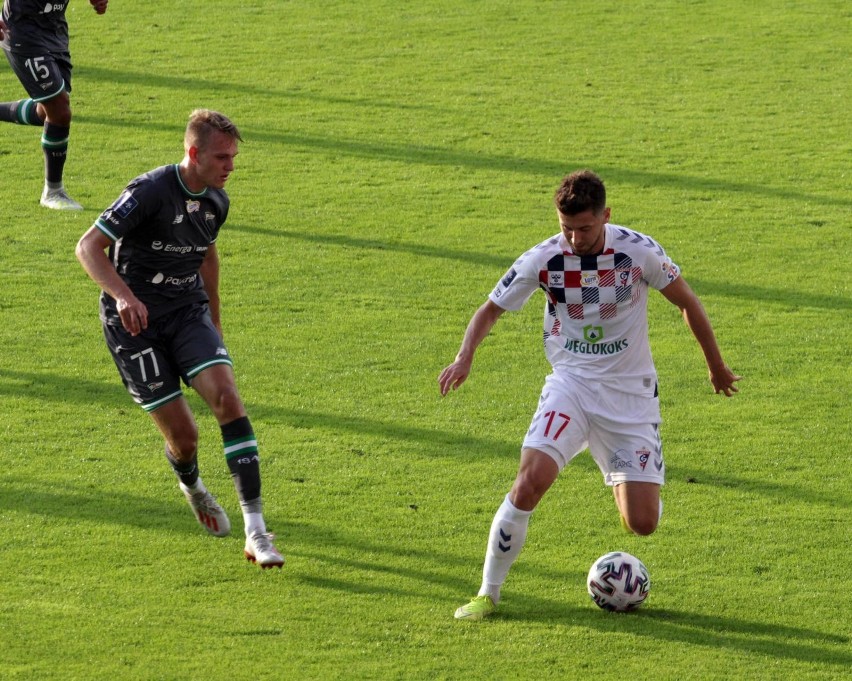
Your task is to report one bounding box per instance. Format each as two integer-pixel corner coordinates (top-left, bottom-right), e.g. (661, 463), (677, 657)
(529, 410), (572, 441)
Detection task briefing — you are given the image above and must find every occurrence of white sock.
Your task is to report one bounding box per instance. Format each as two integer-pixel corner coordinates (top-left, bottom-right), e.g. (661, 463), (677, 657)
(658, 498), (663, 522)
(180, 477), (206, 494)
(244, 512), (266, 537)
(478, 494), (533, 603)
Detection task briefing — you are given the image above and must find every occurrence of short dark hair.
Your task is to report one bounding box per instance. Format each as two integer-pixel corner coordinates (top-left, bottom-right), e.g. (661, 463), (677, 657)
(185, 109), (242, 151)
(554, 170), (606, 215)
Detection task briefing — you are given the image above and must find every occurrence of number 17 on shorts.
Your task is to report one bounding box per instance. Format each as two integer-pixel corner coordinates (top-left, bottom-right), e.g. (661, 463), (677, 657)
(537, 410), (571, 440)
(522, 387), (590, 468)
(526, 390), (576, 441)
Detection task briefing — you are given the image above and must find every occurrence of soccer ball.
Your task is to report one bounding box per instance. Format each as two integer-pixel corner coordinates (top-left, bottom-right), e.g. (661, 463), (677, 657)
(587, 551), (651, 612)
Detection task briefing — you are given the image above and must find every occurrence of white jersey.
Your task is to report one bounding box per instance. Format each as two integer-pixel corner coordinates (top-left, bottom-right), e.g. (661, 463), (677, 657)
(489, 224), (680, 396)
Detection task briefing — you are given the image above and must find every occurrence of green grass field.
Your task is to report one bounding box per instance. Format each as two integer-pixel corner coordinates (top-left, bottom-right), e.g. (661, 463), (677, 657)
(1, 1), (850, 678)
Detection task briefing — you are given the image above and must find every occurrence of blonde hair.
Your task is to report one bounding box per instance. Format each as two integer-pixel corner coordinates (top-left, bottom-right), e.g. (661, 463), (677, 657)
(184, 109), (242, 151)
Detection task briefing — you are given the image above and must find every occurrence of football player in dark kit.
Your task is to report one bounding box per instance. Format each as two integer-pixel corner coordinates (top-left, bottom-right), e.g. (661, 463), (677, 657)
(76, 109), (284, 568)
(0, 0), (108, 210)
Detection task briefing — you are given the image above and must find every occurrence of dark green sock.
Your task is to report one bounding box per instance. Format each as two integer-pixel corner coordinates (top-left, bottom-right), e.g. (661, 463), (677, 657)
(222, 416), (261, 505)
(0, 99), (43, 125)
(165, 445), (200, 488)
(42, 122), (69, 184)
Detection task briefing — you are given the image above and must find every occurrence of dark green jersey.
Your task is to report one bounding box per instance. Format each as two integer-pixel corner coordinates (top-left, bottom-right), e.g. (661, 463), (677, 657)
(93, 164), (230, 325)
(1, 0), (70, 55)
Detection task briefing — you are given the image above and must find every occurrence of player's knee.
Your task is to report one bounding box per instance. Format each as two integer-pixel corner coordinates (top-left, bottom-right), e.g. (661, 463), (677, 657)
(627, 515), (658, 536)
(211, 386), (245, 421)
(511, 451), (558, 510)
(510, 475), (547, 511)
(42, 96), (71, 126)
(169, 428), (199, 461)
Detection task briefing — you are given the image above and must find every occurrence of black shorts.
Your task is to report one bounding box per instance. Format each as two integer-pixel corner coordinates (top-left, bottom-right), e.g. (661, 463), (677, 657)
(103, 303), (233, 412)
(3, 49), (71, 100)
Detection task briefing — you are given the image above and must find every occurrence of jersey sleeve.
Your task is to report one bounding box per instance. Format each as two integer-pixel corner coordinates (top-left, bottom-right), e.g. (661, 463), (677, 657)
(93, 177), (161, 242)
(642, 239), (681, 290)
(488, 251), (541, 311)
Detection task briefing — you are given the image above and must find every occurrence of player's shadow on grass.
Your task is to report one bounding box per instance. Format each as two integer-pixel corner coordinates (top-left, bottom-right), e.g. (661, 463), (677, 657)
(0, 475), (206, 536)
(249, 403), (517, 462)
(77, 66), (442, 113)
(500, 600), (851, 669)
(231, 222), (509, 270)
(0, 368), (128, 405)
(280, 520), (591, 603)
(687, 277), (852, 312)
(274, 520), (481, 598)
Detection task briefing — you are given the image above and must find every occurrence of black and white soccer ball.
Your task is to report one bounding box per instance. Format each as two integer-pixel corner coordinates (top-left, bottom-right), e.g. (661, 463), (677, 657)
(587, 551), (651, 612)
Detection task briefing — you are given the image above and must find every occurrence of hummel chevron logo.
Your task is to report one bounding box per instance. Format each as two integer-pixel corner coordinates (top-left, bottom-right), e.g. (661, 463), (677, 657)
(498, 528), (512, 552)
(614, 228), (664, 255)
(643, 236), (664, 256)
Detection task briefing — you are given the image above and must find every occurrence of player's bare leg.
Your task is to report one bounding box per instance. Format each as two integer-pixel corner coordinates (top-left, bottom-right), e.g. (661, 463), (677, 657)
(508, 448), (560, 511)
(150, 397), (231, 537)
(613, 481), (661, 536)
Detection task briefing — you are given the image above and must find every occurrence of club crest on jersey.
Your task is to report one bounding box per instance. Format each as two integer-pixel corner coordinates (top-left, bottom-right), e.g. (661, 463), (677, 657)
(186, 200), (201, 213)
(636, 449), (651, 471)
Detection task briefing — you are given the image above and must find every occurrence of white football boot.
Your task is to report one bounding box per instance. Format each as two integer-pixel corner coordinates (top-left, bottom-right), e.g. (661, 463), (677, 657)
(180, 483), (231, 537)
(244, 531), (285, 569)
(40, 187), (83, 211)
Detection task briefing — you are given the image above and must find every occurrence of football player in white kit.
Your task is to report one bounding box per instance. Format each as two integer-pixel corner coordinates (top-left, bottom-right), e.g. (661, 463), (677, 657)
(439, 170), (741, 620)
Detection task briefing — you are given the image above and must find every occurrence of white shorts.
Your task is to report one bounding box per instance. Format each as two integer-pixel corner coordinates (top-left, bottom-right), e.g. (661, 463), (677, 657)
(522, 372), (665, 486)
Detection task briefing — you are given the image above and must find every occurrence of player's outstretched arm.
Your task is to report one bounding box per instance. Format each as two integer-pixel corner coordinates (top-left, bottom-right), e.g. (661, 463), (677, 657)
(89, 0), (108, 14)
(438, 299), (506, 396)
(660, 276), (741, 396)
